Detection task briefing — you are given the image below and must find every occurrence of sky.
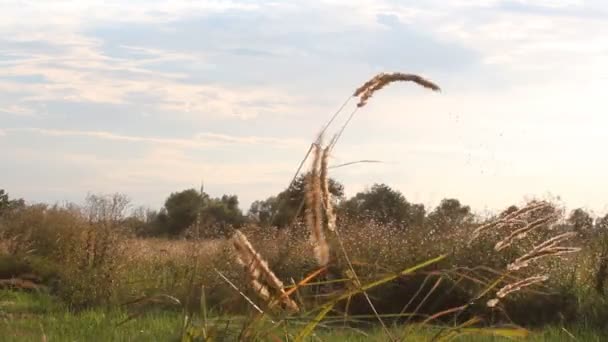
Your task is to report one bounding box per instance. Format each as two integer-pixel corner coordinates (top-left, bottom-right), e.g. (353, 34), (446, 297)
(1, 0), (607, 216)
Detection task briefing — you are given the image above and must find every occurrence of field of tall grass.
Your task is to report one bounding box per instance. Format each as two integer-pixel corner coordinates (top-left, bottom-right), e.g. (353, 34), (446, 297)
(2, 73), (608, 341)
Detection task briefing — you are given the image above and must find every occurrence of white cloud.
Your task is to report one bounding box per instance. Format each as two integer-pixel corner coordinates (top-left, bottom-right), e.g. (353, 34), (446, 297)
(103, 147), (294, 186)
(0, 1), (320, 120)
(433, 6), (608, 82)
(195, 132), (305, 146)
(0, 144), (297, 208)
(509, 0), (584, 8)
(0, 35), (306, 119)
(0, 104), (35, 116)
(7, 0), (603, 120)
(5, 127), (306, 149)
(0, 0), (262, 33)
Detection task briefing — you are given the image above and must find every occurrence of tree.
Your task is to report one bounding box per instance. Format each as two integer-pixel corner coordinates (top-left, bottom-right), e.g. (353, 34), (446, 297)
(340, 183), (425, 227)
(162, 188), (245, 237)
(427, 198), (473, 232)
(568, 208), (594, 233)
(0, 189), (24, 216)
(499, 205), (519, 218)
(594, 214), (608, 295)
(0, 189), (8, 209)
(199, 194), (245, 232)
(248, 174), (344, 228)
(139, 208), (170, 237)
(248, 197), (278, 225)
(164, 189), (205, 236)
(597, 214), (608, 231)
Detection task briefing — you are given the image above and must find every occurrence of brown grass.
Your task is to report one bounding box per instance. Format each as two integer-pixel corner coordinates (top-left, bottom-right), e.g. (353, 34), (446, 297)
(124, 238), (224, 261)
(354, 72), (441, 108)
(305, 143), (329, 267)
(473, 201), (582, 308)
(231, 230), (299, 312)
(487, 275), (550, 308)
(320, 145), (336, 232)
(494, 213), (559, 251)
(472, 201), (552, 241)
(507, 232), (581, 272)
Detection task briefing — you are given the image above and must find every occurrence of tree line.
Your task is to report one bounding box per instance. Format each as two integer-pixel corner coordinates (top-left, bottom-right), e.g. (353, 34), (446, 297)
(1, 179), (606, 239)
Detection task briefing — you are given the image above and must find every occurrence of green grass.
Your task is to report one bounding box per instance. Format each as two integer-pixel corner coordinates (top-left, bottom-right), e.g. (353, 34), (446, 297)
(315, 326), (607, 341)
(0, 290), (182, 341)
(1, 290), (607, 341)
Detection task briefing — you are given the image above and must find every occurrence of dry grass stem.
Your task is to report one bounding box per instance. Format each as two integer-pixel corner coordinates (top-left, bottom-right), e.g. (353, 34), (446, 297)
(354, 72), (440, 108)
(320, 146), (336, 231)
(503, 201), (551, 220)
(483, 201), (581, 310)
(507, 232), (581, 271)
(487, 275), (549, 307)
(494, 214), (559, 251)
(472, 201), (553, 240)
(231, 230), (299, 312)
(306, 143), (330, 266)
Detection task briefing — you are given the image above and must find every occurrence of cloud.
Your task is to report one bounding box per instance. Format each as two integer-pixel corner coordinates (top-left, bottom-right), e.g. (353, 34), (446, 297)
(1, 5), (324, 120)
(0, 144), (297, 209)
(103, 147), (294, 186)
(1, 0), (607, 215)
(432, 2), (608, 82)
(5, 127), (305, 149)
(195, 132), (304, 146)
(0, 34), (306, 119)
(0, 104), (35, 116)
(0, 0), (263, 33)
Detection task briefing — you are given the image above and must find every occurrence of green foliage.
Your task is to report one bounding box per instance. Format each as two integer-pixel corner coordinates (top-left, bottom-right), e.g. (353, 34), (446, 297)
(198, 194), (245, 236)
(592, 213), (608, 295)
(0, 189), (24, 216)
(340, 183), (425, 227)
(568, 208), (594, 233)
(248, 174), (344, 228)
(426, 198), (473, 232)
(160, 189), (245, 237)
(0, 254), (60, 284)
(0, 189), (8, 209)
(597, 214), (608, 230)
(164, 189), (205, 236)
(248, 197), (277, 226)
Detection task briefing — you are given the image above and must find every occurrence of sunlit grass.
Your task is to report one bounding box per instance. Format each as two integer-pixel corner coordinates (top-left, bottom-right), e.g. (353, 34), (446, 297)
(1, 290), (606, 341)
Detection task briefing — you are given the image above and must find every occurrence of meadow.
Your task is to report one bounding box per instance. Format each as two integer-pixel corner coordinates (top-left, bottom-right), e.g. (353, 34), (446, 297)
(1, 73), (608, 341)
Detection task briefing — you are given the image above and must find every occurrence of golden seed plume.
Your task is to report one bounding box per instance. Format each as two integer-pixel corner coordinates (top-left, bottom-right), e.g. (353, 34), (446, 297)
(487, 275), (549, 307)
(320, 145), (336, 231)
(484, 201), (582, 309)
(472, 201), (552, 241)
(507, 232), (580, 271)
(306, 143), (330, 266)
(232, 230), (299, 312)
(353, 73), (385, 97)
(494, 214), (559, 251)
(354, 72), (441, 108)
(502, 201), (551, 220)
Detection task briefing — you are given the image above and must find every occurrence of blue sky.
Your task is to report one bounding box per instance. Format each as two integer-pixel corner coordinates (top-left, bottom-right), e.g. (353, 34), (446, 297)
(1, 0), (607, 216)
